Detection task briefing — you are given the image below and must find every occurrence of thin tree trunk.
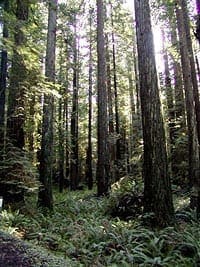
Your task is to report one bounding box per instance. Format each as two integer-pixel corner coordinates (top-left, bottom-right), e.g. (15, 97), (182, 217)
(195, 55), (200, 83)
(106, 34), (116, 183)
(64, 43), (70, 181)
(167, 16), (187, 184)
(162, 29), (175, 146)
(70, 17), (79, 190)
(86, 9), (93, 190)
(28, 96), (36, 154)
(58, 32), (65, 193)
(58, 41), (65, 193)
(110, 8), (121, 180)
(106, 36), (114, 135)
(58, 97), (64, 193)
(127, 58), (135, 172)
(161, 28), (176, 178)
(170, 23), (186, 125)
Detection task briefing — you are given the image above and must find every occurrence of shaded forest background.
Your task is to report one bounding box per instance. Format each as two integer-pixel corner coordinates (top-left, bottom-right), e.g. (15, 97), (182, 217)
(0, 0), (200, 235)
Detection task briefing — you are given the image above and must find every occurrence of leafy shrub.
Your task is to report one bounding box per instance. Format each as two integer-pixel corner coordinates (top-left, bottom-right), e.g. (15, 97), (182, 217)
(106, 176), (143, 220)
(0, 142), (40, 204)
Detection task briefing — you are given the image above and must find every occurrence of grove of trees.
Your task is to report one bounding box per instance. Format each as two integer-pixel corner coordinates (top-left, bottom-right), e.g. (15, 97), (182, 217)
(0, 0), (200, 228)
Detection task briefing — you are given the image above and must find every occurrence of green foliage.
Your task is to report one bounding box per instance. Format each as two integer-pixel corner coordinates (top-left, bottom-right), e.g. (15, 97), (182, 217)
(171, 132), (189, 186)
(106, 176), (143, 220)
(1, 189), (199, 266)
(0, 142), (40, 197)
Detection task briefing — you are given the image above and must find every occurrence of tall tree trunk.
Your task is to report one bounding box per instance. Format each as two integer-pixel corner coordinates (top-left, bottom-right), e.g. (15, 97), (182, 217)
(64, 43), (70, 181)
(129, 28), (142, 175)
(175, 0), (199, 201)
(127, 58), (135, 172)
(27, 95), (36, 155)
(3, 0), (29, 204)
(86, 9), (93, 190)
(167, 21), (187, 185)
(162, 29), (175, 147)
(70, 18), (79, 190)
(181, 0), (200, 146)
(161, 29), (176, 178)
(132, 34), (140, 117)
(195, 0), (200, 43)
(170, 23), (186, 126)
(195, 0), (200, 221)
(195, 55), (200, 83)
(58, 37), (65, 193)
(96, 0), (110, 196)
(38, 0), (57, 210)
(106, 34), (116, 183)
(0, 0), (9, 202)
(134, 0), (174, 227)
(7, 0), (29, 149)
(110, 8), (121, 180)
(58, 97), (65, 193)
(0, 0), (8, 141)
(106, 35), (114, 136)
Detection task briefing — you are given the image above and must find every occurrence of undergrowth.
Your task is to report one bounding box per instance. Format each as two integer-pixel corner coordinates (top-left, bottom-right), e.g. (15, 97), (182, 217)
(0, 188), (200, 266)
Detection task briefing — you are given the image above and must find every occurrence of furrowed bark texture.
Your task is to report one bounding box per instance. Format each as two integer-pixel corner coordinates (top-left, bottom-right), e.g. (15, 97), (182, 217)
(38, 0), (57, 210)
(96, 0), (110, 196)
(134, 0), (174, 227)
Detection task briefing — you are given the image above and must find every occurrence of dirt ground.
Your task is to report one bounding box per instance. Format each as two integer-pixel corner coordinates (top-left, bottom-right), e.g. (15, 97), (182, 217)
(0, 231), (67, 267)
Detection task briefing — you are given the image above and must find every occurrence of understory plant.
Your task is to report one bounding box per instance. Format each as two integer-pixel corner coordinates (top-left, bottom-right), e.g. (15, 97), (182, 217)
(0, 189), (200, 266)
(0, 142), (39, 204)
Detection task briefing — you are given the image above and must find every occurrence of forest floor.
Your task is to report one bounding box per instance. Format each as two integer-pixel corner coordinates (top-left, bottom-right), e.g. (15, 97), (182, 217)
(0, 231), (69, 266)
(0, 186), (200, 266)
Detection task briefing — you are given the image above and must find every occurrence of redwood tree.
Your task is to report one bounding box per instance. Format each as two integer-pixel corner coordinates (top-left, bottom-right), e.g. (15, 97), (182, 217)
(38, 0), (57, 210)
(0, 0), (8, 139)
(86, 8), (93, 190)
(96, 0), (110, 196)
(181, 0), (200, 146)
(175, 0), (199, 193)
(195, 0), (200, 43)
(134, 0), (174, 227)
(7, 0), (29, 149)
(70, 14), (79, 191)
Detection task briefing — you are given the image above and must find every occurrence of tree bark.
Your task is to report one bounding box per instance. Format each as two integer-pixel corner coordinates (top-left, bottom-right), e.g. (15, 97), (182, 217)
(64, 42), (70, 181)
(175, 0), (199, 203)
(96, 0), (110, 196)
(134, 0), (174, 227)
(110, 8), (121, 180)
(38, 0), (57, 210)
(70, 16), (79, 190)
(106, 34), (116, 183)
(7, 0), (29, 149)
(162, 29), (175, 147)
(86, 9), (93, 190)
(0, 0), (8, 140)
(195, 0), (200, 43)
(58, 37), (65, 193)
(170, 23), (186, 126)
(181, 0), (200, 146)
